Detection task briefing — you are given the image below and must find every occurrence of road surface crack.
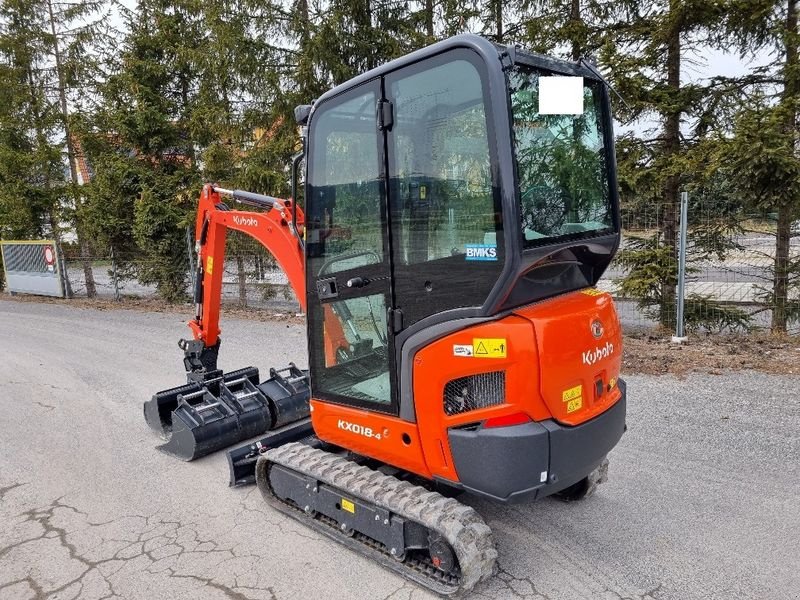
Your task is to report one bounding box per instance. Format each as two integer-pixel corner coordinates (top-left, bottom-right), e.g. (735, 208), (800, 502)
(2, 498), (279, 599)
(0, 576), (47, 600)
(495, 566), (552, 599)
(0, 482), (27, 502)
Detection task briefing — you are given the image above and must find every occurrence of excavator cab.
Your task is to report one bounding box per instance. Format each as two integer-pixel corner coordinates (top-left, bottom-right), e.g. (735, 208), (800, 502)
(301, 34), (624, 502)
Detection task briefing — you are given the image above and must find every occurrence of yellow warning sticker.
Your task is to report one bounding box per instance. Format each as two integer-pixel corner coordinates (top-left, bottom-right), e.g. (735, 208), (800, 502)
(567, 398), (583, 413)
(420, 185), (427, 200)
(206, 256), (214, 275)
(472, 338), (507, 358)
(341, 498), (355, 514)
(562, 384), (583, 403)
(581, 288), (603, 296)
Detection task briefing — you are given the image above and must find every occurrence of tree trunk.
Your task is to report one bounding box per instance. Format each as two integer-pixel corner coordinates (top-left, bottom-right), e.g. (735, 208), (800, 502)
(772, 206), (791, 333)
(774, 0), (799, 333)
(48, 209), (74, 298)
(255, 254), (265, 280)
(365, 0), (376, 71)
(660, 1), (682, 328)
(236, 255), (247, 308)
(46, 0), (96, 297)
(494, 0), (503, 43)
(570, 0), (582, 61)
(425, 0), (434, 39)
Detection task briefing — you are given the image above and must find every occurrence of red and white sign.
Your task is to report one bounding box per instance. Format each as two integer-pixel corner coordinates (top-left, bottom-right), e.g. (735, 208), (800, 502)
(44, 245), (55, 266)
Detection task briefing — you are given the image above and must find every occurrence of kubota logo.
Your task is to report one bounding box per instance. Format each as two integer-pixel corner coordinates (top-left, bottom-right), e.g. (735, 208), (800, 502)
(338, 419), (382, 440)
(591, 319), (604, 339)
(582, 342), (615, 365)
(233, 215), (258, 227)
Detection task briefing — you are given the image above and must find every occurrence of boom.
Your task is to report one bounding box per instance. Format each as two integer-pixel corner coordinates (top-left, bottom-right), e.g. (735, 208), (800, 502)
(189, 183), (306, 349)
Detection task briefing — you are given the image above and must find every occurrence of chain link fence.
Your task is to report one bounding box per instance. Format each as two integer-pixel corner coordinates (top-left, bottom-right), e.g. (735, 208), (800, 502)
(603, 198), (800, 334)
(60, 229), (301, 313)
(10, 202), (800, 335)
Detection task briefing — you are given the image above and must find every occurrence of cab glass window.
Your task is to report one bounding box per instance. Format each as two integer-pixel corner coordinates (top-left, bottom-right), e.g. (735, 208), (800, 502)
(509, 67), (612, 246)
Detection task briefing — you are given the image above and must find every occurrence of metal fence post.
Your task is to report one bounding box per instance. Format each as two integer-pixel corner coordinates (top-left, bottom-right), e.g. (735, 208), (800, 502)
(672, 191), (689, 343)
(110, 246), (121, 301)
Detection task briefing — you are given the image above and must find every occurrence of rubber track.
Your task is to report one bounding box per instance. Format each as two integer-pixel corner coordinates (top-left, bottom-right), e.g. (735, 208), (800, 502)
(256, 442), (497, 596)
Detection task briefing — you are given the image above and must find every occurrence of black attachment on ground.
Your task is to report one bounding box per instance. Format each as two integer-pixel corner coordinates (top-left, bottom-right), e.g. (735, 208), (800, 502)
(261, 363), (310, 429)
(144, 363), (311, 461)
(226, 419), (316, 487)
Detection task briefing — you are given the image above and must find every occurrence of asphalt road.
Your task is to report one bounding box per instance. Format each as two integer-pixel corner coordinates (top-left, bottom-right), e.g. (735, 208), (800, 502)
(1, 300), (798, 600)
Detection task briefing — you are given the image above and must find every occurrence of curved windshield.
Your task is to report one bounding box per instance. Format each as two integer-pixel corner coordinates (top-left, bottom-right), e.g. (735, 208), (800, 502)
(509, 66), (613, 246)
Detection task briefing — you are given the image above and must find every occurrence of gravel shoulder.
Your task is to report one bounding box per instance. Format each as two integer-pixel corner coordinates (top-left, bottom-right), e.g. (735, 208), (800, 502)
(1, 299), (798, 600)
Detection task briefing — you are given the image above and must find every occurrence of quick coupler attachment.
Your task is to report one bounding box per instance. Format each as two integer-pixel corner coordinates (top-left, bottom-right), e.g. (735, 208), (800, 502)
(143, 364), (311, 461)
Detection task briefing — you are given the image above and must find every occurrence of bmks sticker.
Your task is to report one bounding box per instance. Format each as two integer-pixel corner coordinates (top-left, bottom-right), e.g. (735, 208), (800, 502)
(464, 244), (498, 261)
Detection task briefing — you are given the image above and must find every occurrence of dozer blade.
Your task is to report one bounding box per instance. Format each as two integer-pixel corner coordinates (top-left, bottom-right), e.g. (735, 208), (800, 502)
(226, 418), (316, 487)
(256, 443), (497, 596)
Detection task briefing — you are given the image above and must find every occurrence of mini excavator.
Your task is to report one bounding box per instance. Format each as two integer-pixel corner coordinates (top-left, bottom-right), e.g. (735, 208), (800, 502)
(144, 34), (627, 596)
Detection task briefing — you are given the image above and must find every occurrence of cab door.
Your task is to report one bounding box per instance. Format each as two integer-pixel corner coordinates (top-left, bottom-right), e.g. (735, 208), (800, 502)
(305, 80), (398, 414)
(384, 49), (504, 329)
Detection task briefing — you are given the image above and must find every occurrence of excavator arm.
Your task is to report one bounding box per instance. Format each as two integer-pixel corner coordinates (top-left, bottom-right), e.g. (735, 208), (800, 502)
(143, 183), (316, 460)
(189, 183), (306, 351)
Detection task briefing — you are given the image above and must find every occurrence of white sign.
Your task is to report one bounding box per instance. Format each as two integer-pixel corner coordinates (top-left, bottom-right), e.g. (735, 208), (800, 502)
(538, 76), (584, 115)
(453, 344), (473, 357)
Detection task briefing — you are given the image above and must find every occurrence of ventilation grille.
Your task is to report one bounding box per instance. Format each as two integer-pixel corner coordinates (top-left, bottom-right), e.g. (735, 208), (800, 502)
(443, 371), (505, 416)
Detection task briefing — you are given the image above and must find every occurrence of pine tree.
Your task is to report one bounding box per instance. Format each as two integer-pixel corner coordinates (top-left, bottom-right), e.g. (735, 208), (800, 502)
(600, 0), (732, 327)
(522, 0), (623, 60)
(0, 0), (110, 296)
(718, 0), (800, 332)
(0, 0), (65, 241)
(89, 0), (204, 301)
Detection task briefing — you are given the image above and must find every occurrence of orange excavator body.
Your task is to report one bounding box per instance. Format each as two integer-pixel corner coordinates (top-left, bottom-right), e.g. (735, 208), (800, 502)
(182, 184), (624, 501)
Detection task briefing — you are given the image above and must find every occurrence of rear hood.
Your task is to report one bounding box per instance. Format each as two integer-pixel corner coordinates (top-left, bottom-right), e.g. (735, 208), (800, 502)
(514, 289), (623, 426)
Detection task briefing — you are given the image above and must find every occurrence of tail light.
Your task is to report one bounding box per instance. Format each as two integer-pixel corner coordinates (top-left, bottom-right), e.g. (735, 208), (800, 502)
(483, 412), (531, 428)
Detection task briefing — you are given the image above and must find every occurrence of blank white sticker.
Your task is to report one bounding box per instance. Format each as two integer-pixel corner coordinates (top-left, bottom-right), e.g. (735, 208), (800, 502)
(538, 76), (584, 115)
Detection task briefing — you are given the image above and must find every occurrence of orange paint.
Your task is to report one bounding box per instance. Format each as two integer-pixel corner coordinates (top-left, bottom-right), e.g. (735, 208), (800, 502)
(311, 290), (623, 483)
(189, 184), (306, 347)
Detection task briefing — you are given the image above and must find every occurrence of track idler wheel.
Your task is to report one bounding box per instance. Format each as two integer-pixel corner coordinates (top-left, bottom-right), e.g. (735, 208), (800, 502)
(428, 532), (456, 574)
